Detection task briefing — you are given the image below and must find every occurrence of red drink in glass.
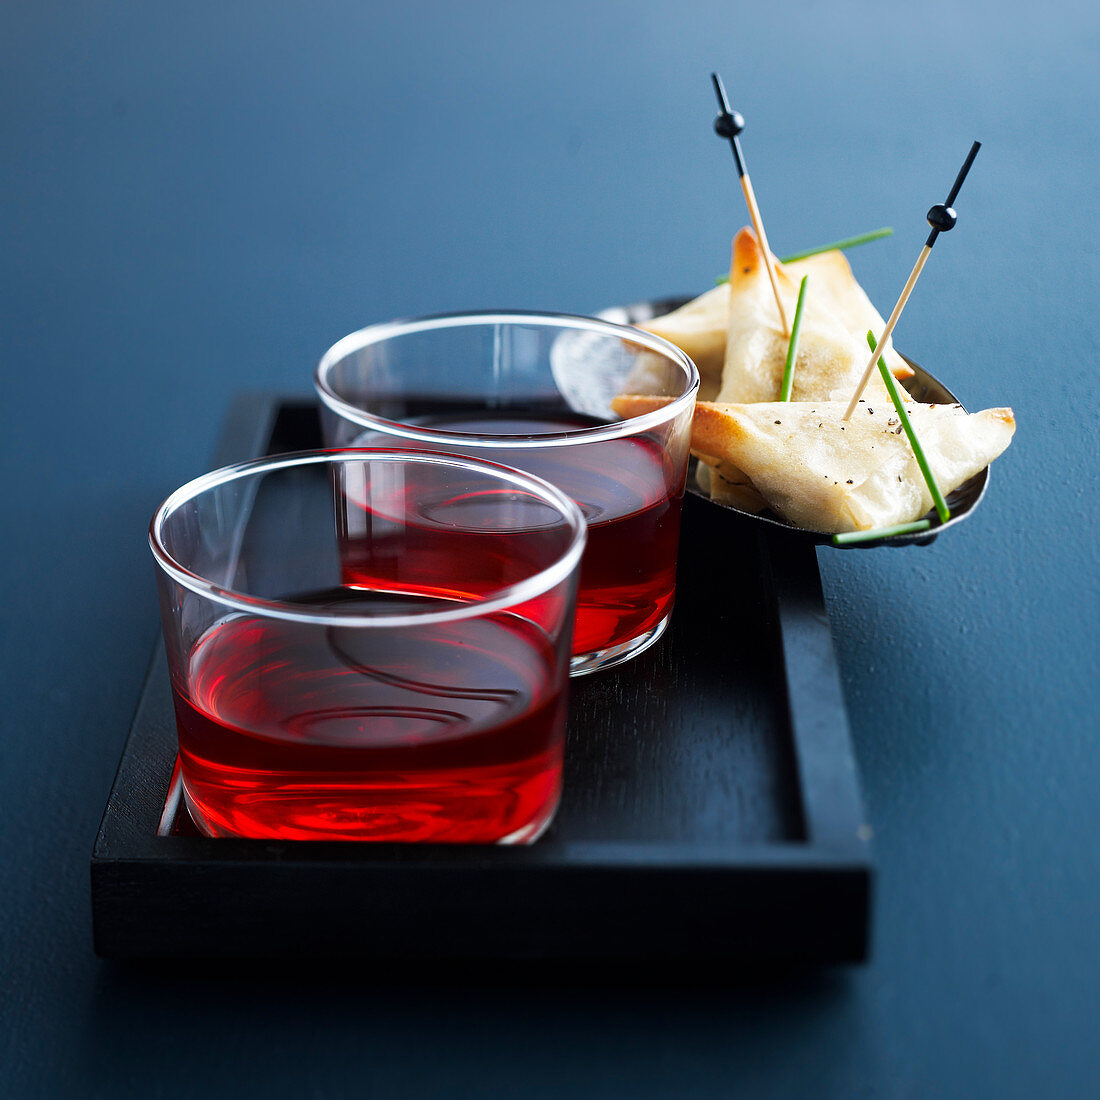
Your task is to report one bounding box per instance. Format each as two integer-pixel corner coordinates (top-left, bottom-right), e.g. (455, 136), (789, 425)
(151, 451), (584, 842)
(172, 592), (565, 842)
(338, 415), (685, 659)
(315, 312), (699, 676)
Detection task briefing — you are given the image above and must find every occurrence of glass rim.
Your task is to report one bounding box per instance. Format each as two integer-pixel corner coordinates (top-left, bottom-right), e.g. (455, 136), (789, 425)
(149, 448), (588, 628)
(313, 309), (700, 449)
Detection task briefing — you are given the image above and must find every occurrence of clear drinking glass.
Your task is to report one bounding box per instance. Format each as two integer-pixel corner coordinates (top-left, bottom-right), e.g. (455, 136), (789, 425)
(315, 311), (699, 675)
(150, 450), (586, 843)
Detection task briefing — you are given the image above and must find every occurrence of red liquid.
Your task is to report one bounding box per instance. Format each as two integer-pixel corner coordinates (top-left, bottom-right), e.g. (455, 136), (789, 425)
(172, 591), (567, 842)
(341, 416), (685, 659)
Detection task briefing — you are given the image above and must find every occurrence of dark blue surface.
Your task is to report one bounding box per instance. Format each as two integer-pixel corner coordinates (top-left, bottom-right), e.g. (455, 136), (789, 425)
(3, 2), (1098, 1096)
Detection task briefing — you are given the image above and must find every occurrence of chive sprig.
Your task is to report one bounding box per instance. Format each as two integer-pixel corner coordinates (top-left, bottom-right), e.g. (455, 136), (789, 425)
(866, 330), (951, 523)
(780, 227), (893, 264)
(832, 519), (932, 546)
(779, 276), (808, 401)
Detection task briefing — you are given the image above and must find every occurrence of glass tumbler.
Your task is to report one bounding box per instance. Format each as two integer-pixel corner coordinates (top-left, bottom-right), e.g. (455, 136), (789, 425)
(315, 311), (698, 675)
(150, 450), (586, 843)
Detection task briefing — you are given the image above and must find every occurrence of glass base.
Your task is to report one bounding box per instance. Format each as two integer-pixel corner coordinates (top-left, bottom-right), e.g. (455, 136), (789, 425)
(569, 612), (671, 678)
(495, 793), (561, 845)
(183, 776), (563, 845)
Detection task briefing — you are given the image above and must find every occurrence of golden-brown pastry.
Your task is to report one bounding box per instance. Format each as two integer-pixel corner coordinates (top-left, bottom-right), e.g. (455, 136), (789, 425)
(686, 399), (1015, 532)
(611, 393), (1015, 532)
(784, 249), (913, 380)
(718, 228), (895, 406)
(638, 284), (728, 401)
(636, 231), (911, 402)
(694, 455), (768, 513)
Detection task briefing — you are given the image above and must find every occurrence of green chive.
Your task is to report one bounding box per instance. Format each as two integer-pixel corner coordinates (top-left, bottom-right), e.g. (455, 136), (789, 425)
(779, 275), (808, 401)
(780, 227), (894, 264)
(832, 519), (933, 546)
(715, 226), (893, 283)
(866, 330), (951, 523)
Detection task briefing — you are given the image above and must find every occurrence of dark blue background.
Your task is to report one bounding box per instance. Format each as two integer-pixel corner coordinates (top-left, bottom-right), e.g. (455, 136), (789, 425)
(3, 2), (1098, 1096)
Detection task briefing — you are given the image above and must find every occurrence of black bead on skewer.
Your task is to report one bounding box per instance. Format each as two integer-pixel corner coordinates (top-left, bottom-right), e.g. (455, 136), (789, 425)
(924, 140), (981, 247)
(711, 72), (747, 177)
(842, 137), (984, 419)
(713, 110), (744, 140)
(926, 205), (957, 233)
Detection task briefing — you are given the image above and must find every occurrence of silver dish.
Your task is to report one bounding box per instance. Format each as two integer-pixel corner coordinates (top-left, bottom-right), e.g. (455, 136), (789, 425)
(597, 297), (989, 549)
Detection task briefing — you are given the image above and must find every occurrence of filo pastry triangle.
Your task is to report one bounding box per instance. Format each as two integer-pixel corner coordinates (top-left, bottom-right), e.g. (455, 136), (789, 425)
(637, 283), (728, 401)
(636, 228), (911, 402)
(719, 228), (896, 405)
(610, 396), (1016, 533)
(783, 248), (912, 380)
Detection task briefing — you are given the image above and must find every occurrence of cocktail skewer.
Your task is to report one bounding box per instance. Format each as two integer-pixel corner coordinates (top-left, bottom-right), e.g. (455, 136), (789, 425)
(842, 140), (981, 420)
(711, 72), (790, 335)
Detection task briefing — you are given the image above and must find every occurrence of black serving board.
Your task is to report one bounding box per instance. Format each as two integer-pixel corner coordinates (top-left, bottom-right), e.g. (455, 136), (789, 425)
(92, 394), (872, 964)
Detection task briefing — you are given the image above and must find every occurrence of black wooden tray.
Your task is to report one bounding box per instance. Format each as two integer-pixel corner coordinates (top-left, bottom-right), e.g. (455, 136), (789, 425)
(92, 394), (872, 964)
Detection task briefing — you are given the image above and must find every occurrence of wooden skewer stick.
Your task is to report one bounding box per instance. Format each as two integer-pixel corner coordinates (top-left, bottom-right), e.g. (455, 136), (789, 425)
(843, 140), (982, 419)
(842, 246), (932, 419)
(711, 73), (790, 336)
(739, 175), (790, 336)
